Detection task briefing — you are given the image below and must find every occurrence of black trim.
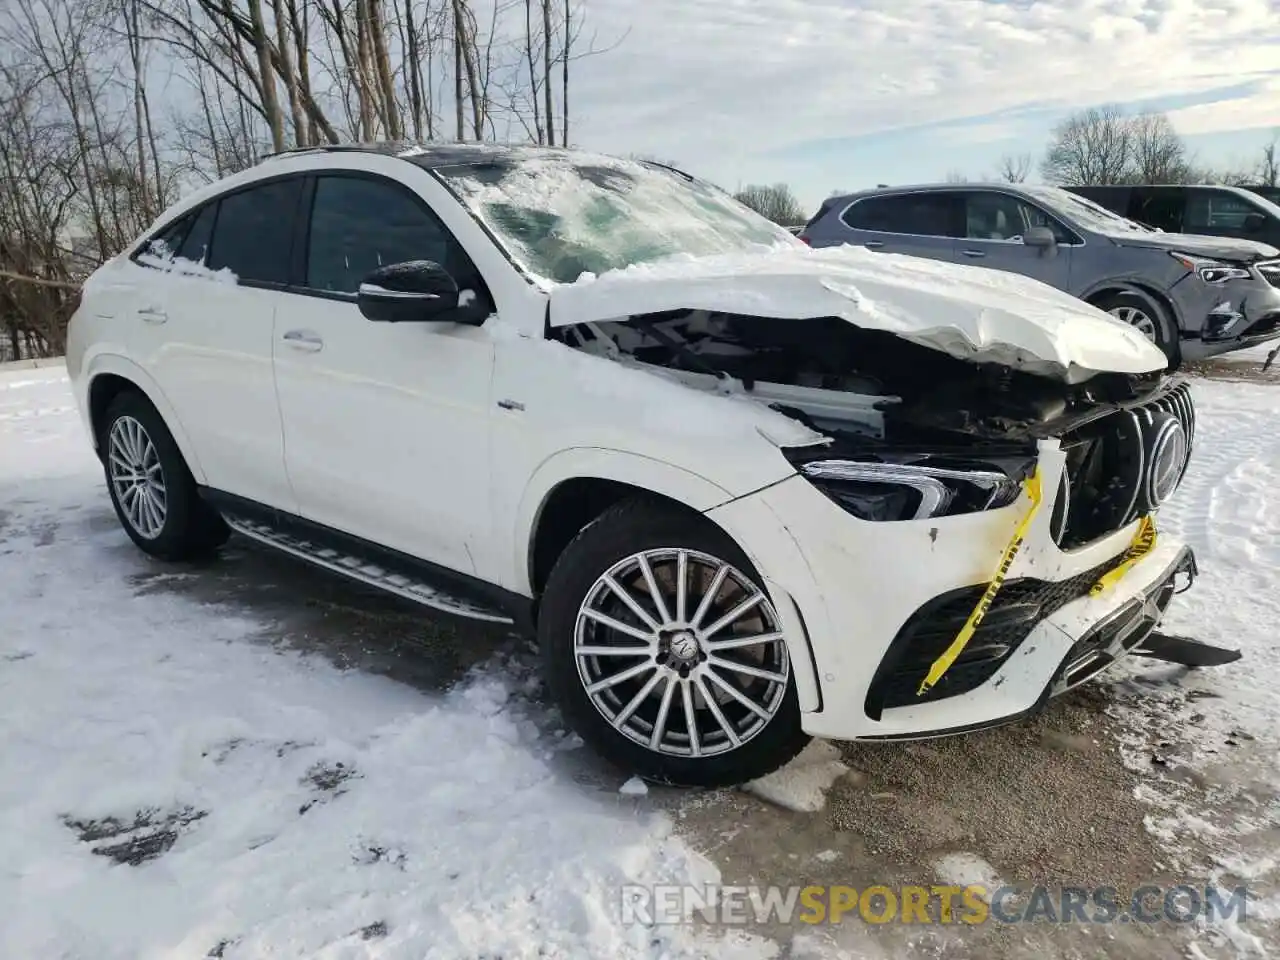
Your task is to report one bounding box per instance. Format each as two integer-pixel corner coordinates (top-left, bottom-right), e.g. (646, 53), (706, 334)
(198, 487), (536, 634)
(855, 684), (1055, 741)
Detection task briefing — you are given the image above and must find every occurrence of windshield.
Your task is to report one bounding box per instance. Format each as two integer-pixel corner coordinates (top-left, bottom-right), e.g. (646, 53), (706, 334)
(1022, 186), (1154, 234)
(433, 153), (799, 284)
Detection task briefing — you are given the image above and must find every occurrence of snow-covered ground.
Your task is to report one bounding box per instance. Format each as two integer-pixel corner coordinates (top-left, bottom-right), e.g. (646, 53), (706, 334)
(0, 366), (773, 959)
(3, 361), (1279, 959)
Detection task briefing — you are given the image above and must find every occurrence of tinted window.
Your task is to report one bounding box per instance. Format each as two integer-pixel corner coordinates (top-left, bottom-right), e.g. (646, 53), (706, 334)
(178, 203), (218, 264)
(207, 179), (302, 284)
(1126, 189), (1185, 232)
(842, 194), (963, 237)
(1186, 192), (1262, 230)
(140, 214), (193, 261)
(305, 175), (466, 295)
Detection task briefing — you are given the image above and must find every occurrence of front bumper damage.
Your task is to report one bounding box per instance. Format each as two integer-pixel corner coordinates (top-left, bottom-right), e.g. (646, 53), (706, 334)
(706, 441), (1201, 743)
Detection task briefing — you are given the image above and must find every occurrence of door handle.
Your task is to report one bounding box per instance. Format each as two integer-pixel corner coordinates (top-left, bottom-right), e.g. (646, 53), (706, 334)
(281, 329), (324, 352)
(961, 249), (986, 258)
(863, 240), (884, 250)
(137, 306), (168, 323)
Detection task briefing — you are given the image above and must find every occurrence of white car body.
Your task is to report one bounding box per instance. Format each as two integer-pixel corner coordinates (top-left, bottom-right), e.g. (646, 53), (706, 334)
(67, 144), (1198, 784)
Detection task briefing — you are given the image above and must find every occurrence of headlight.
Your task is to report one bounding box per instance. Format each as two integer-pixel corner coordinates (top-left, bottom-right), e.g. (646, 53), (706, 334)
(797, 459), (1027, 522)
(1169, 251), (1252, 284)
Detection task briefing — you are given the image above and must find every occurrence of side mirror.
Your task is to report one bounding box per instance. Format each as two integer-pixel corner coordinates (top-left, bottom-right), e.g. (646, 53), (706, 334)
(1023, 226), (1056, 249)
(357, 260), (481, 324)
(1242, 213), (1266, 234)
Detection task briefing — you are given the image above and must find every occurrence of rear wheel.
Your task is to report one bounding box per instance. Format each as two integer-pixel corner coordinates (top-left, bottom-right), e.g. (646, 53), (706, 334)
(539, 499), (809, 787)
(1095, 290), (1180, 368)
(101, 390), (228, 560)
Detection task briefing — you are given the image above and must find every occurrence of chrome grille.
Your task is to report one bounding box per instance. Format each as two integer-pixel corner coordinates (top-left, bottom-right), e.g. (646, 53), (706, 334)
(1058, 381), (1195, 548)
(1259, 260), (1280, 288)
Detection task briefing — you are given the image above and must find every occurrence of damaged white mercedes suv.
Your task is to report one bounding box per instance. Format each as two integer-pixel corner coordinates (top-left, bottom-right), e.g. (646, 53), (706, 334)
(67, 144), (1199, 786)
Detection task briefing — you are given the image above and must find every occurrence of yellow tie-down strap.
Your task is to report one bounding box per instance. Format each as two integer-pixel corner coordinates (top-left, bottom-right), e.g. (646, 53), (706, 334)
(1089, 515), (1157, 596)
(917, 467), (1043, 697)
(917, 473), (1160, 697)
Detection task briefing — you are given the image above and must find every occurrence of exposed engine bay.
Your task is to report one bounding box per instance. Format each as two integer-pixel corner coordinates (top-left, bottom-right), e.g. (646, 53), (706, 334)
(558, 309), (1194, 547)
(556, 309), (1170, 447)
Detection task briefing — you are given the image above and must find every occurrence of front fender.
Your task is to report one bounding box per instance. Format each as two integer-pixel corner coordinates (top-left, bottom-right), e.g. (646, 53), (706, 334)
(511, 447), (741, 596)
(82, 351), (208, 484)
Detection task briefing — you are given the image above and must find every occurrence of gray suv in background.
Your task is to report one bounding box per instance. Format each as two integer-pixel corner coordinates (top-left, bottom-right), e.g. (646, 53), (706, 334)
(801, 184), (1280, 366)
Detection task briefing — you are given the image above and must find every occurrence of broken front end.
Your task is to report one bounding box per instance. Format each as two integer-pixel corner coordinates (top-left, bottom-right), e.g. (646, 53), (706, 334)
(562, 310), (1204, 739)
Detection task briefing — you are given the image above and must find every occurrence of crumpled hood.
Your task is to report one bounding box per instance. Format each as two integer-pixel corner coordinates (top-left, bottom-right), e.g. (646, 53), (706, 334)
(1104, 230), (1279, 262)
(548, 245), (1168, 383)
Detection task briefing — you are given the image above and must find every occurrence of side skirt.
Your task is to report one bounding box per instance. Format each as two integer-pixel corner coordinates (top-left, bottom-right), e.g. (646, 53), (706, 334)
(199, 487), (533, 631)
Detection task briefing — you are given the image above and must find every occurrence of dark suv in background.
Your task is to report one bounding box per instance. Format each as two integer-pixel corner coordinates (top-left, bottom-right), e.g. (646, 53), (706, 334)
(1068, 184), (1280, 249)
(801, 183), (1280, 367)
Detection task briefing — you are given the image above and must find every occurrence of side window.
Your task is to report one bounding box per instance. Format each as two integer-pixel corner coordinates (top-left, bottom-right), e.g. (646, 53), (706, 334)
(178, 203), (218, 264)
(1127, 189), (1185, 232)
(964, 192), (1027, 240)
(1186, 192), (1260, 230)
(304, 175), (472, 295)
(206, 178), (303, 285)
(139, 214), (193, 261)
(843, 194), (963, 237)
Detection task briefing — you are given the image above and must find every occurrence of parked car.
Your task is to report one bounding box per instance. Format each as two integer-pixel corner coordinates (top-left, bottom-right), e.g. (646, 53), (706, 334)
(69, 144), (1199, 786)
(1067, 184), (1280, 249)
(802, 183), (1280, 366)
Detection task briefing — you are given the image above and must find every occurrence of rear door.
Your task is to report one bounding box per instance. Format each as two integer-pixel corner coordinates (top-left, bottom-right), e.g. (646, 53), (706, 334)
(128, 177), (304, 512)
(838, 192), (963, 262)
(955, 189), (1075, 290)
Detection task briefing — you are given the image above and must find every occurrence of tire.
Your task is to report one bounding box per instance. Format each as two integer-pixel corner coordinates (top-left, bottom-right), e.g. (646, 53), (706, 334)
(100, 390), (228, 561)
(539, 498), (810, 787)
(1094, 290), (1180, 368)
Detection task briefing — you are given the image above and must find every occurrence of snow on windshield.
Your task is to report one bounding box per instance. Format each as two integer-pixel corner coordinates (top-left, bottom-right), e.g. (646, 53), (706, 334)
(1024, 186), (1152, 234)
(435, 154), (798, 285)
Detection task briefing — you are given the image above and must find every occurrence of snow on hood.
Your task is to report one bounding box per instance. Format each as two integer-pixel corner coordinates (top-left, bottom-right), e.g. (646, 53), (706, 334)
(1104, 230), (1280, 262)
(548, 245), (1168, 383)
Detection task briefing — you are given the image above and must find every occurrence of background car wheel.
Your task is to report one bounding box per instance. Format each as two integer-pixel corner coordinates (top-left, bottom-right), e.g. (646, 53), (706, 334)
(101, 390), (228, 561)
(1095, 291), (1180, 368)
(539, 498), (810, 787)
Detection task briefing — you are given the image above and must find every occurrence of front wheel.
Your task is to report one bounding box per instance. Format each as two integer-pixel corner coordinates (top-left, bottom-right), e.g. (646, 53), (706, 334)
(539, 499), (809, 787)
(1095, 291), (1180, 368)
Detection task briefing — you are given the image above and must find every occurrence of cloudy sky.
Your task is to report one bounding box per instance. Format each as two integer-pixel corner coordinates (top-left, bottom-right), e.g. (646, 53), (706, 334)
(561, 0), (1280, 209)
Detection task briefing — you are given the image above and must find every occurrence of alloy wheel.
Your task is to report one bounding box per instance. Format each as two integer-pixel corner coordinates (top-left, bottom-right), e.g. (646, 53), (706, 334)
(1109, 305), (1158, 342)
(107, 415), (168, 539)
(573, 548), (790, 758)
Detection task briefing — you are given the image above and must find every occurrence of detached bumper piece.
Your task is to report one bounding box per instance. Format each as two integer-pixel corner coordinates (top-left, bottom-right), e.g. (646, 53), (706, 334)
(1048, 545), (1197, 696)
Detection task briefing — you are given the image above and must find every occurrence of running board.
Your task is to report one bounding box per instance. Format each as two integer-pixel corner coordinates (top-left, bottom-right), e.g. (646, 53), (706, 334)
(224, 516), (514, 625)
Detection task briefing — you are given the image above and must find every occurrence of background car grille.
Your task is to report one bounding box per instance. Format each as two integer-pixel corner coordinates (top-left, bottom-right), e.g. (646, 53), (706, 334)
(1258, 260), (1280, 288)
(865, 557), (1117, 714)
(1056, 380), (1195, 549)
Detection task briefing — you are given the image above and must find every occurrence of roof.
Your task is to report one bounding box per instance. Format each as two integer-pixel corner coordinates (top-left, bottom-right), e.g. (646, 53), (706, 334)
(261, 140), (596, 170)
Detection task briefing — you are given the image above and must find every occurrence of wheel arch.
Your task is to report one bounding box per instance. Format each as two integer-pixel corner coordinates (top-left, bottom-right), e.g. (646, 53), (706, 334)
(516, 450), (823, 715)
(1083, 281), (1182, 333)
(85, 354), (207, 483)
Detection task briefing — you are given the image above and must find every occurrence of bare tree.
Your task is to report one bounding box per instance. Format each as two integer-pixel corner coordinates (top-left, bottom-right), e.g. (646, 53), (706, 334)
(995, 153), (1031, 183)
(1258, 132), (1279, 188)
(733, 184), (806, 225)
(1129, 112), (1192, 183)
(1041, 105), (1133, 185)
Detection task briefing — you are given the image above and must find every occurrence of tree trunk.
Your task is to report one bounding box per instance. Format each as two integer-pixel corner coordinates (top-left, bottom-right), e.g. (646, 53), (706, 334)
(246, 0), (286, 151)
(541, 0), (554, 145)
(272, 0), (307, 146)
(523, 0), (542, 143)
(368, 0), (401, 138)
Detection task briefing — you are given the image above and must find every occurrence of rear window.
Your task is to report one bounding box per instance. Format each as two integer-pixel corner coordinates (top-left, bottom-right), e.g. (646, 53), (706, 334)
(842, 193), (963, 237)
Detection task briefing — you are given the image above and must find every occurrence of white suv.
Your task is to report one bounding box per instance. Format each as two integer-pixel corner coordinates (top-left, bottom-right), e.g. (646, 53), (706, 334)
(68, 143), (1199, 786)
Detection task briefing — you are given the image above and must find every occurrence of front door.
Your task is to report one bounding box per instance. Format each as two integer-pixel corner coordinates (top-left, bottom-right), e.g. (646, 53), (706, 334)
(956, 190), (1075, 290)
(272, 173), (495, 574)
